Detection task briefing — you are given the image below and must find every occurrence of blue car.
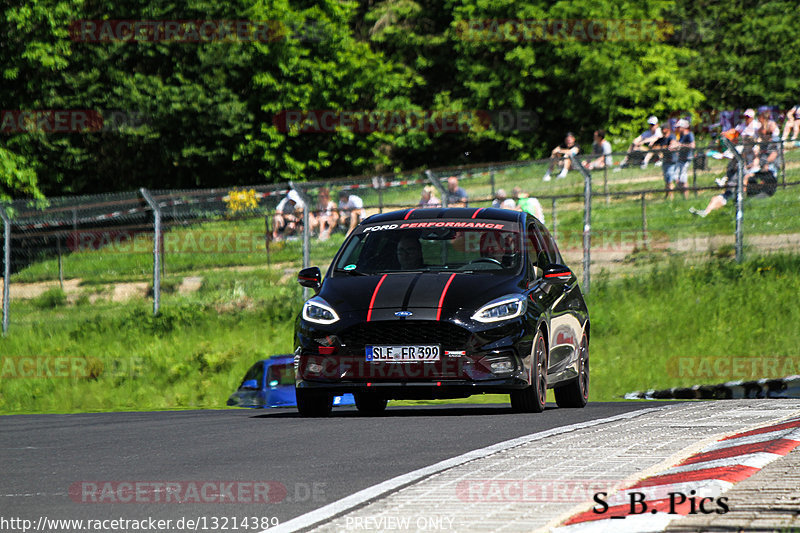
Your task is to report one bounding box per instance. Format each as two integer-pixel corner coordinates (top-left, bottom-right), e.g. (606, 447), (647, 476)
(227, 356), (354, 408)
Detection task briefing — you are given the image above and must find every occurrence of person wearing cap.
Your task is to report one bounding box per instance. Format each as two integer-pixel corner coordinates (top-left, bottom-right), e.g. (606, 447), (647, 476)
(582, 129), (613, 171)
(728, 108), (761, 140)
(543, 132), (580, 181)
(271, 189), (306, 241)
(617, 115), (663, 170)
(651, 122), (678, 198)
(673, 119), (695, 199)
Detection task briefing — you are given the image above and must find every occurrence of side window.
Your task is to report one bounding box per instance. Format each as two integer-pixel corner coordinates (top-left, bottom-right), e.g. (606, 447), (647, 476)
(539, 226), (564, 264)
(240, 363), (264, 388)
(267, 364), (295, 386)
(526, 223), (547, 273)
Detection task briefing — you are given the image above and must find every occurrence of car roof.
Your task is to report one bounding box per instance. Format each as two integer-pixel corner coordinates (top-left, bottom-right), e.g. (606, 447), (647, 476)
(364, 207), (524, 225)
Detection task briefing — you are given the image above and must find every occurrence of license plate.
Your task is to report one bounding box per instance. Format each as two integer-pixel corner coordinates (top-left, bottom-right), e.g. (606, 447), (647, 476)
(366, 345), (440, 362)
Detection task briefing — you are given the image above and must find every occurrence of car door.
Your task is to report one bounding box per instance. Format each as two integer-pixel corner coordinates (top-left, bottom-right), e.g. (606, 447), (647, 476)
(532, 222), (584, 377)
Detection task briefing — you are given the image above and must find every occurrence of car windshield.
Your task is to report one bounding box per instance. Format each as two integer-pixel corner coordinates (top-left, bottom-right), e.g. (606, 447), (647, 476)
(333, 221), (522, 275)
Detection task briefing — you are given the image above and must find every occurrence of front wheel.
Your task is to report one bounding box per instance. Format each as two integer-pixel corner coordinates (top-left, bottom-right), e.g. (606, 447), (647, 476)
(510, 330), (547, 413)
(554, 334), (589, 408)
(354, 392), (388, 416)
(296, 389), (333, 417)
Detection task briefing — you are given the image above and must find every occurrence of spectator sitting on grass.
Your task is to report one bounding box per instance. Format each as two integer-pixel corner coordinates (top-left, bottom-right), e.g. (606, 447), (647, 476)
(543, 132), (580, 181)
(309, 187), (338, 241)
(445, 176), (469, 207)
(616, 116), (662, 170)
(690, 123), (778, 218)
(271, 190), (305, 241)
(758, 106), (780, 139)
(512, 187), (545, 224)
(582, 130), (613, 171)
(491, 189), (508, 208)
(338, 190), (365, 235)
(418, 185), (441, 207)
(781, 104), (799, 142)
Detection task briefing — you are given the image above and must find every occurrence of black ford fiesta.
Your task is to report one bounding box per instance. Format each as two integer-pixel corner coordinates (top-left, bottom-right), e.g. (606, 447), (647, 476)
(294, 207), (589, 416)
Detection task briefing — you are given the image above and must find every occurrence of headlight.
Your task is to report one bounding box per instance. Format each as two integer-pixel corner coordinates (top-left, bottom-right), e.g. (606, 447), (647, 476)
(471, 295), (527, 323)
(302, 298), (340, 325)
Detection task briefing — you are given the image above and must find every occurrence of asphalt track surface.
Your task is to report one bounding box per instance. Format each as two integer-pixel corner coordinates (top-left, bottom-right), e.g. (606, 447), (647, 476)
(0, 402), (676, 528)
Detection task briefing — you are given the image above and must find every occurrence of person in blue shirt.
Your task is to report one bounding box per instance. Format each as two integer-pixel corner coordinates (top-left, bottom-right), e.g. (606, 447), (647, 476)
(652, 122), (678, 199)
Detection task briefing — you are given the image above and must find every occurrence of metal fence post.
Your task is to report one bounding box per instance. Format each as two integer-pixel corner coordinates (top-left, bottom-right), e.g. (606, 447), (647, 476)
(139, 188), (162, 315)
(490, 170), (495, 198)
(551, 198), (557, 241)
(780, 140), (786, 189)
(1, 207), (11, 336)
(290, 182), (313, 300)
(721, 137), (745, 263)
(641, 193), (648, 249)
(571, 154), (592, 293)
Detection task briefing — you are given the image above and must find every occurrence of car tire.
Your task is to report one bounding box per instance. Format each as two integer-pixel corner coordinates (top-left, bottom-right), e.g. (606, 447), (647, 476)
(296, 389), (334, 417)
(354, 392), (388, 416)
(554, 334), (589, 408)
(510, 330), (547, 413)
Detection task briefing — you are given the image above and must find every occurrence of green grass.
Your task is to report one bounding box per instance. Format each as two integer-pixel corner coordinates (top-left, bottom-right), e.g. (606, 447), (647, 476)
(2, 253), (800, 414)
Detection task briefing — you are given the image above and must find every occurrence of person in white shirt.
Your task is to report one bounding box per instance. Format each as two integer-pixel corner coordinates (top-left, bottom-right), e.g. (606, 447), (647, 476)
(338, 190), (365, 234)
(617, 116), (663, 170)
(272, 189), (305, 241)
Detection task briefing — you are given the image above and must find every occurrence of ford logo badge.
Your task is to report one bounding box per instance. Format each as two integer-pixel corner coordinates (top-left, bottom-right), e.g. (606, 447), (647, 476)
(394, 311), (413, 317)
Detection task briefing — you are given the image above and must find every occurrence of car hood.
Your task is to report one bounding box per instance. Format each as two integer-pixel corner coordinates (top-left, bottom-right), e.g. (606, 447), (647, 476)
(318, 272), (523, 319)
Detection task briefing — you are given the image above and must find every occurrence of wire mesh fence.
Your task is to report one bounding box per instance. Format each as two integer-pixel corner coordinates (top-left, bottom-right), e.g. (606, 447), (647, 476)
(2, 139), (799, 333)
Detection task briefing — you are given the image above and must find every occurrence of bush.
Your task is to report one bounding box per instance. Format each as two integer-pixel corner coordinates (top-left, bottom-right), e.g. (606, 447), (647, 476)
(32, 287), (67, 309)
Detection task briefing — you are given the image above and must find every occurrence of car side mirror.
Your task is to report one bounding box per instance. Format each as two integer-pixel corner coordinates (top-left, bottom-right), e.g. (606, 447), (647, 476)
(543, 264), (573, 285)
(297, 267), (321, 292)
(240, 379), (259, 390)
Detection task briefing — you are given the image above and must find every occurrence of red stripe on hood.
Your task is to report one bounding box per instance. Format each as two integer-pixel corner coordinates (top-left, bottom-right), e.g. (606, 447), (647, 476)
(367, 274), (388, 322)
(436, 273), (457, 321)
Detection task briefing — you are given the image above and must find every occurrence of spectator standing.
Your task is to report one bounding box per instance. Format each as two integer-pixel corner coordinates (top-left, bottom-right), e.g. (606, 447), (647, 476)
(338, 190), (365, 235)
(543, 132), (580, 181)
(673, 119), (695, 199)
(782, 104), (799, 142)
(652, 122), (678, 198)
(617, 116), (663, 170)
(271, 189), (305, 241)
(445, 176), (469, 207)
(309, 187), (338, 241)
(418, 185), (441, 208)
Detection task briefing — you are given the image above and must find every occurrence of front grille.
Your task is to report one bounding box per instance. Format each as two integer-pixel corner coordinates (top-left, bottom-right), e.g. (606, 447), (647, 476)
(339, 321), (472, 351)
